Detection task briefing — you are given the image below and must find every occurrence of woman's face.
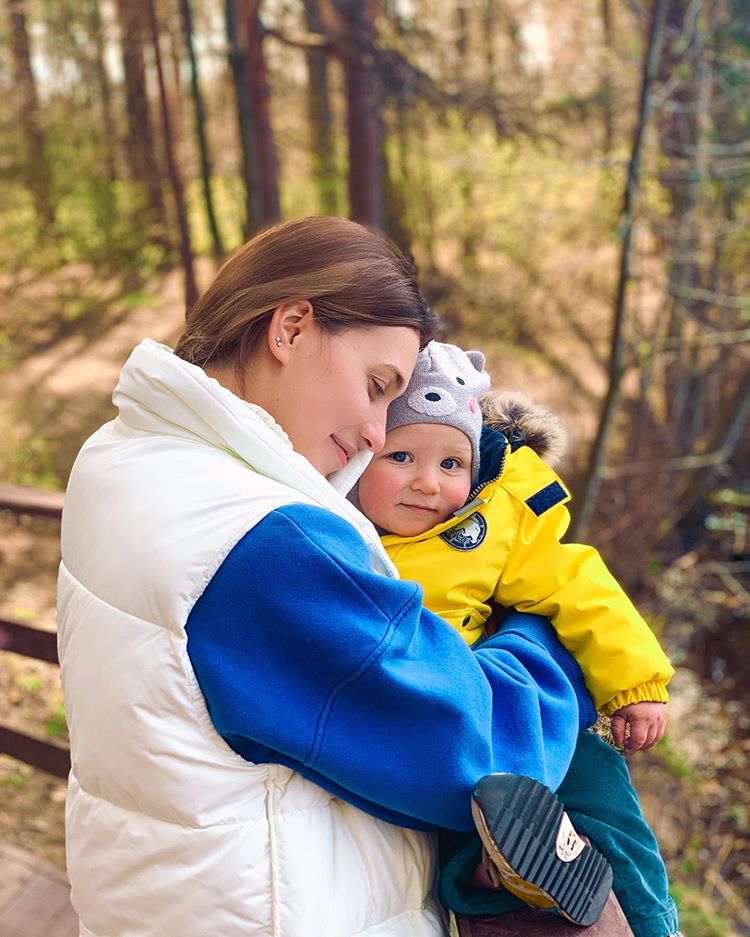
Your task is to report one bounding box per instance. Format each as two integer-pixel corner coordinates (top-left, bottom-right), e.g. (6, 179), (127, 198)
(268, 322), (420, 477)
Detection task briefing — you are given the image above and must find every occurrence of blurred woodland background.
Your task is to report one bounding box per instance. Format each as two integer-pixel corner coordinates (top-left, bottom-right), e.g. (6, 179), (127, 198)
(0, 0), (749, 933)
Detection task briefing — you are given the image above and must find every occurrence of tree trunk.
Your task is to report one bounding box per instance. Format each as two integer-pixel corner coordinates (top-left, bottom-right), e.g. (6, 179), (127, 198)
(7, 0), (55, 236)
(571, 0), (671, 540)
(226, 0), (258, 238)
(114, 0), (168, 239)
(482, 0), (499, 95)
(145, 0), (198, 311)
(242, 0), (280, 225)
(85, 0), (119, 184)
(600, 0), (615, 155)
(455, 0), (478, 265)
(324, 0), (386, 230)
(227, 0), (280, 235)
(180, 0), (225, 258)
(381, 0), (411, 253)
(303, 0), (339, 214)
(164, 13), (185, 139)
(675, 369), (750, 527)
(415, 105), (437, 271)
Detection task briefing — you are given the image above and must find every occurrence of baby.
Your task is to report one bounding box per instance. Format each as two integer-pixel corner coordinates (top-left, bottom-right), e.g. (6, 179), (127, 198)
(356, 341), (678, 931)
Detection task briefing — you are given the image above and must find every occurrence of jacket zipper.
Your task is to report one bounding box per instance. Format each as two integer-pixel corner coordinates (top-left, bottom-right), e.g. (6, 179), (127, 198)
(465, 439), (508, 505)
(265, 769), (283, 937)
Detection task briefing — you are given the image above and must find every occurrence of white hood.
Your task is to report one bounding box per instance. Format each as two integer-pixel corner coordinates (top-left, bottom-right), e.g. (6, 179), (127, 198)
(113, 339), (397, 578)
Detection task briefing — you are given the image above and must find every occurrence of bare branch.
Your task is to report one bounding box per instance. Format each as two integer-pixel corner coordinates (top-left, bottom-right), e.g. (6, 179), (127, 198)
(599, 449), (735, 477)
(666, 283), (750, 311)
(262, 25), (332, 50)
(630, 329), (750, 370)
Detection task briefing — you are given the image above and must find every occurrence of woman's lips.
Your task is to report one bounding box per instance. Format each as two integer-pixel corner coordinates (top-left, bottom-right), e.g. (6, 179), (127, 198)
(331, 435), (353, 467)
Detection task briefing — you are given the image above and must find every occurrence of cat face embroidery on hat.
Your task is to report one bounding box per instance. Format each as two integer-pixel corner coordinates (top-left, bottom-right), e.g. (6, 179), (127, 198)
(405, 342), (489, 419)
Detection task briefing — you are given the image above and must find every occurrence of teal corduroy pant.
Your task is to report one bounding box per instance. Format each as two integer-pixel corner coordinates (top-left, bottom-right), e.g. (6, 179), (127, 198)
(439, 729), (679, 937)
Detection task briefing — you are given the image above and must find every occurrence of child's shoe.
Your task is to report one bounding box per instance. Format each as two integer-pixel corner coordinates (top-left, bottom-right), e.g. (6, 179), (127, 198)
(471, 774), (613, 926)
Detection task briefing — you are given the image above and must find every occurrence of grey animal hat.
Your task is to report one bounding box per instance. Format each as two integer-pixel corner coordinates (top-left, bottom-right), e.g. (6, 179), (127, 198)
(387, 341), (491, 482)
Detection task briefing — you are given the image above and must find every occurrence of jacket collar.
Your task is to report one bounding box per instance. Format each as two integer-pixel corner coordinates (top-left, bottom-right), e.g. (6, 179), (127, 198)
(113, 339), (396, 577)
(476, 426), (509, 489)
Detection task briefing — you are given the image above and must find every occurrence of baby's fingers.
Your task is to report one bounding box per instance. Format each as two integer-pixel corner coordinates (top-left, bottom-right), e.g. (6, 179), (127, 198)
(624, 716), (651, 751)
(640, 714), (667, 751)
(610, 713), (627, 746)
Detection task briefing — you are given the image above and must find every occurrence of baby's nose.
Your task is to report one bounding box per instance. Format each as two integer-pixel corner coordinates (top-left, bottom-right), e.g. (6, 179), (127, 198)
(413, 471), (439, 493)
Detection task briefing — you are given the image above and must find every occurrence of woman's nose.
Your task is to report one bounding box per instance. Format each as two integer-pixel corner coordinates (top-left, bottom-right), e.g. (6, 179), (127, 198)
(360, 413), (387, 453)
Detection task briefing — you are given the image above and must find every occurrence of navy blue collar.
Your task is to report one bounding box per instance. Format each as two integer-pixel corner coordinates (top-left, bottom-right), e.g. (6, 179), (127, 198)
(476, 426), (509, 489)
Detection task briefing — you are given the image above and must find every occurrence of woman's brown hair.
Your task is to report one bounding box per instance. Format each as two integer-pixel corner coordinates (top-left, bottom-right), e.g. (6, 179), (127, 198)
(174, 216), (439, 373)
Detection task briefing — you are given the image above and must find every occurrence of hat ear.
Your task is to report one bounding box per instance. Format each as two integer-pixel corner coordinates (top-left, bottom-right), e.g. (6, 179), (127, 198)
(466, 350), (486, 373)
(414, 347), (433, 373)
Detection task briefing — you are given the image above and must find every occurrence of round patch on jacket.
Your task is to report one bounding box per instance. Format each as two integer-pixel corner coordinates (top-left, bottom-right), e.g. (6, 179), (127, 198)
(439, 512), (487, 551)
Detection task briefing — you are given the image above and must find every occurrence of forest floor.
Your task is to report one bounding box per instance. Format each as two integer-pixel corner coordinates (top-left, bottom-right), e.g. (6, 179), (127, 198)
(0, 262), (748, 936)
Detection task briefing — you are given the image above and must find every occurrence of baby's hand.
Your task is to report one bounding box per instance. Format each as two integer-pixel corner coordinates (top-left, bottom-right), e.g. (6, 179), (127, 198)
(610, 701), (667, 751)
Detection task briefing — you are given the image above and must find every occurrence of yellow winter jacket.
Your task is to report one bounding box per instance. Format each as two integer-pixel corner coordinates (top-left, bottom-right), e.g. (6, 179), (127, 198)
(381, 434), (674, 715)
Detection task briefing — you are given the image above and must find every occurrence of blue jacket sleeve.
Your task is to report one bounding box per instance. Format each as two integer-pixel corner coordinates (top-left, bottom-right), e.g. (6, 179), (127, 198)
(185, 503), (584, 832)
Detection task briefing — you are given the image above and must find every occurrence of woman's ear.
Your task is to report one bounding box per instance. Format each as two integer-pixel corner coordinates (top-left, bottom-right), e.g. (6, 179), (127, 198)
(267, 300), (314, 361)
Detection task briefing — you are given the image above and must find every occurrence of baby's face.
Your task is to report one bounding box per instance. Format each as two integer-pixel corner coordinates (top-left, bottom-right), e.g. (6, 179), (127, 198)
(358, 423), (473, 536)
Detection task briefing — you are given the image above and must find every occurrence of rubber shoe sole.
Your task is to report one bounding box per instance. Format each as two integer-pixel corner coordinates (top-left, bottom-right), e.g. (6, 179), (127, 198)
(471, 774), (613, 926)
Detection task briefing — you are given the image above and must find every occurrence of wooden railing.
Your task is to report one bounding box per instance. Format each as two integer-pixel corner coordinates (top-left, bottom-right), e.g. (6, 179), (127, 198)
(0, 484), (70, 779)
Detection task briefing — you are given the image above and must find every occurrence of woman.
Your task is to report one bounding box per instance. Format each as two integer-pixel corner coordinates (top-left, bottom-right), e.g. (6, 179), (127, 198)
(58, 217), (591, 937)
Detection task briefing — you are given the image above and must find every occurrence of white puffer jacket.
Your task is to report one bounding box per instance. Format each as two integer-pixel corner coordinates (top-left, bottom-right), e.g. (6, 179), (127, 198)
(58, 340), (446, 937)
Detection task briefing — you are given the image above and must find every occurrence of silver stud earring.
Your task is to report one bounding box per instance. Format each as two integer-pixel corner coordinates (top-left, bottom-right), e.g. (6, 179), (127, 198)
(274, 336), (283, 348)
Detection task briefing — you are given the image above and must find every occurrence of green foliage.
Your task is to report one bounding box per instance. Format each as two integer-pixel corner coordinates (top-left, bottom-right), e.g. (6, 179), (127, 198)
(19, 674), (42, 694)
(52, 180), (173, 275)
(0, 185), (55, 275)
(45, 700), (67, 739)
(727, 801), (747, 830)
(670, 883), (728, 937)
(185, 173), (256, 256)
(644, 613), (665, 638)
(0, 418), (60, 490)
(1, 763), (31, 790)
(726, 0), (750, 51)
(655, 734), (695, 780)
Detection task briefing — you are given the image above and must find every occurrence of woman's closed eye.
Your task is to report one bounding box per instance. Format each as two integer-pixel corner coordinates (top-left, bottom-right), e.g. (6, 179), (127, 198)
(369, 377), (387, 400)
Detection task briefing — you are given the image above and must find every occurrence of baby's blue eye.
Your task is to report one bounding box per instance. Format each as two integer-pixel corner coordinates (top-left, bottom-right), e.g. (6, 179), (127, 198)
(441, 458), (460, 470)
(390, 451), (410, 463)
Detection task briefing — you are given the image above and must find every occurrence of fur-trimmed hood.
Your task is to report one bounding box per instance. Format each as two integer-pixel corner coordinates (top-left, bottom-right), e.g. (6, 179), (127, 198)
(480, 390), (567, 467)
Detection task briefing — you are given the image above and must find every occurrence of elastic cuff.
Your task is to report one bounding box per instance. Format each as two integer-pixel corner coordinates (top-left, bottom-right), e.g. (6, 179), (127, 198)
(624, 902), (680, 937)
(601, 680), (670, 716)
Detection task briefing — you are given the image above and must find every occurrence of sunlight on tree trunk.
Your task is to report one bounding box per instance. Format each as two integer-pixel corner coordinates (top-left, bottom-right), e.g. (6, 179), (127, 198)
(180, 0), (225, 259)
(324, 0), (386, 229)
(114, 0), (169, 245)
(227, 0), (280, 235)
(145, 0), (197, 311)
(7, 0), (55, 238)
(303, 0), (339, 215)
